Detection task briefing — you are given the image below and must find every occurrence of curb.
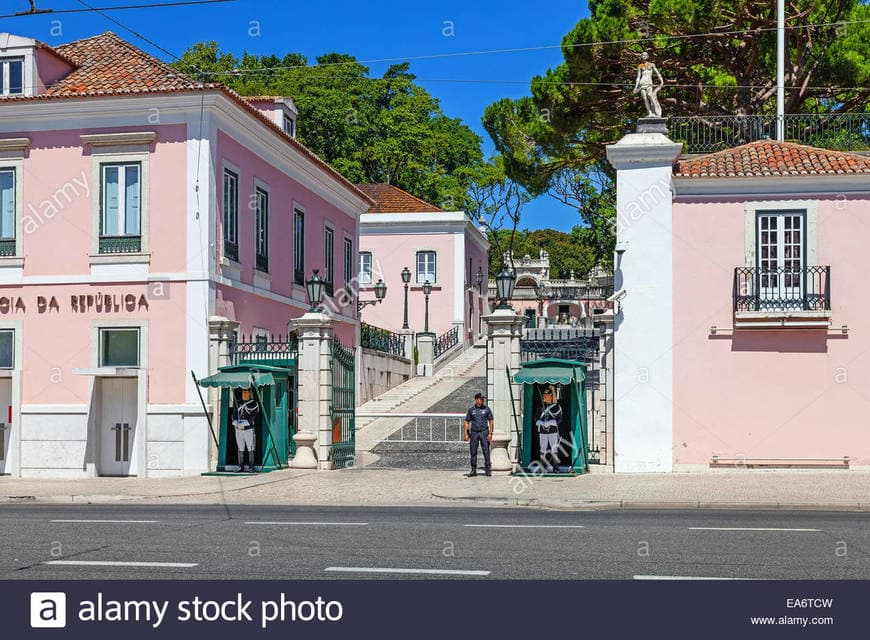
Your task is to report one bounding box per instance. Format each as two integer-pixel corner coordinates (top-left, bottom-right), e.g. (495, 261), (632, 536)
(430, 493), (870, 512)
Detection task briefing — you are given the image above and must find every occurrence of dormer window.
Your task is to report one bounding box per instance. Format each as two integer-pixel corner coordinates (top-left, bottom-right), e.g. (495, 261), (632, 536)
(283, 114), (296, 138)
(0, 58), (24, 96)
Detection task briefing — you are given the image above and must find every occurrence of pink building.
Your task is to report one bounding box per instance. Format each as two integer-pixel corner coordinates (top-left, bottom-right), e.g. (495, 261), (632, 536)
(609, 129), (870, 472)
(0, 32), (371, 478)
(357, 184), (489, 344)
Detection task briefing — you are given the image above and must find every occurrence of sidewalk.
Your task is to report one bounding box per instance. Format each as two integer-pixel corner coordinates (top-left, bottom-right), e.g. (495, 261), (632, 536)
(2, 468), (870, 510)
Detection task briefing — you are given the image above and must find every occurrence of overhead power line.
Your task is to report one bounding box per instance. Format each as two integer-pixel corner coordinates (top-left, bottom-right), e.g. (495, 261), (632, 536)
(3, 0), (235, 19)
(192, 17), (870, 77)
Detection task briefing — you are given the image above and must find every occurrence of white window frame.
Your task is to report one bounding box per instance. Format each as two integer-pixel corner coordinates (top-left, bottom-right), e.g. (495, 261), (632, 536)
(324, 225), (335, 285)
(254, 183), (270, 272)
(98, 327), (141, 368)
(343, 236), (353, 288)
(283, 114), (296, 138)
(416, 250), (437, 284)
(100, 162), (142, 238)
(0, 57), (25, 97)
(0, 328), (14, 369)
(222, 166), (239, 257)
(86, 143), (151, 264)
(293, 206), (305, 284)
(359, 251), (373, 285)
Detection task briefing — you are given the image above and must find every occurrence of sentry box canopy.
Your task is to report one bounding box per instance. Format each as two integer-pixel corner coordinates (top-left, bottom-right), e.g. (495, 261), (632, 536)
(513, 358), (588, 475)
(196, 363), (295, 473)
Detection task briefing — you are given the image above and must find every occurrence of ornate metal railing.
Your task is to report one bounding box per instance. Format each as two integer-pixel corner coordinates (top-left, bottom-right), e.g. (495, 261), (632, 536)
(534, 284), (614, 300)
(0, 239), (14, 256)
(361, 322), (405, 358)
(669, 113), (870, 154)
(733, 266), (831, 313)
(434, 326), (460, 359)
(99, 235), (141, 254)
(229, 332), (298, 365)
(521, 327), (600, 363)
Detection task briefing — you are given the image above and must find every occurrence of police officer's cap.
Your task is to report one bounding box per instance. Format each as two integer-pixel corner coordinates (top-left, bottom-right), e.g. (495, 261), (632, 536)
(474, 392), (485, 400)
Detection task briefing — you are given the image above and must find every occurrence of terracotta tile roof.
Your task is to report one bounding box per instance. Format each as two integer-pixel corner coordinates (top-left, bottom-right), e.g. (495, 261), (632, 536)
(47, 32), (204, 96)
(675, 140), (870, 178)
(357, 183), (443, 213)
(0, 32), (372, 206)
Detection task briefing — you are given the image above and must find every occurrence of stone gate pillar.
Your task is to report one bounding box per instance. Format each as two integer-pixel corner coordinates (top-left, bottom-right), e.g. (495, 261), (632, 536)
(290, 311), (334, 470)
(484, 307), (525, 473)
(605, 120), (682, 472)
(208, 316), (239, 470)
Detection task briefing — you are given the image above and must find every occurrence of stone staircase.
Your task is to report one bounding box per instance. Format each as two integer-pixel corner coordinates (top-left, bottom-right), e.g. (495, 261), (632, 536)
(355, 341), (486, 429)
(354, 342), (486, 466)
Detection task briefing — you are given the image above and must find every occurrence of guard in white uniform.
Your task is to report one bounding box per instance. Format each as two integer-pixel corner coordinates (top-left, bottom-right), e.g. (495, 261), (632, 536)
(536, 385), (563, 472)
(232, 387), (260, 472)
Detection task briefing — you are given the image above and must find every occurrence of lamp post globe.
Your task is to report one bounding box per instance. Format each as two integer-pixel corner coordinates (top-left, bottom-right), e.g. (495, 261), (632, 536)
(306, 269), (325, 310)
(374, 278), (387, 301)
(495, 264), (516, 309)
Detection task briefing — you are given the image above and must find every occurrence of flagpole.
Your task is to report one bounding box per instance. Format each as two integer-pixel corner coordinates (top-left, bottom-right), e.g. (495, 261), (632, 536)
(777, 0), (785, 141)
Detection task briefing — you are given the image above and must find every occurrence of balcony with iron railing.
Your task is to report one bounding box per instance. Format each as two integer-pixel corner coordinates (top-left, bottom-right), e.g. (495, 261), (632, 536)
(669, 113), (870, 155)
(733, 266), (832, 329)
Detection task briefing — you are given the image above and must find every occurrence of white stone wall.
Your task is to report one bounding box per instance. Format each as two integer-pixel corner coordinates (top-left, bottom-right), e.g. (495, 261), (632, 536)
(358, 348), (413, 405)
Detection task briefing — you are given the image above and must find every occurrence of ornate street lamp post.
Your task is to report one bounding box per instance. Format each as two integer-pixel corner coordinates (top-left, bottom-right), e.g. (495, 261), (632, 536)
(476, 266), (485, 294)
(495, 264), (516, 309)
(422, 280), (433, 333)
(401, 266), (411, 329)
(357, 278), (387, 312)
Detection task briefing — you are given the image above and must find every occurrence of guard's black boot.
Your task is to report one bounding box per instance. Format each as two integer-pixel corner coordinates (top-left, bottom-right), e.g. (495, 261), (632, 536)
(237, 452), (246, 472)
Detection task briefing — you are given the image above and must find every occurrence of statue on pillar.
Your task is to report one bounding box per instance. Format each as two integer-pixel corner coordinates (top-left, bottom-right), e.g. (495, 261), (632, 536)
(634, 52), (664, 118)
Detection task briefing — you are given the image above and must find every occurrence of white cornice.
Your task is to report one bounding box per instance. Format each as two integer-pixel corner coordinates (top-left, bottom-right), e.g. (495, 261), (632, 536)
(0, 92), (371, 218)
(81, 131), (157, 146)
(0, 137), (30, 151)
(606, 133), (683, 169)
(673, 174), (870, 197)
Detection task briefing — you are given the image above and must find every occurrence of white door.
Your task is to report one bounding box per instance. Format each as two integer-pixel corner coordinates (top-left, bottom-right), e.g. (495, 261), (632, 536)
(0, 379), (11, 474)
(100, 377), (137, 476)
(757, 213), (804, 309)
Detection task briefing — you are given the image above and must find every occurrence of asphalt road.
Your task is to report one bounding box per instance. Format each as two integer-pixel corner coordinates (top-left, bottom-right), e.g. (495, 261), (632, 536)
(1, 504), (869, 580)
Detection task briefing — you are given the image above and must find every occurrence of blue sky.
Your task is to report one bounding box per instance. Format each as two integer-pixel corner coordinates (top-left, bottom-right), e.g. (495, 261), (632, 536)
(5, 0), (590, 231)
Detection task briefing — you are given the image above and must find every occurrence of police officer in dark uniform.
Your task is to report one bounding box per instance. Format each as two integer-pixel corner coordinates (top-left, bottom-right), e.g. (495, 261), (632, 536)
(464, 392), (494, 477)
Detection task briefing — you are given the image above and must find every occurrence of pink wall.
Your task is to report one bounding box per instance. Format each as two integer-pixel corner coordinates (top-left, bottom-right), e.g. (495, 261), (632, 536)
(13, 284), (187, 405)
(359, 230), (457, 336)
(215, 130), (359, 345)
(672, 195), (870, 466)
(21, 125), (188, 275)
(464, 234), (488, 340)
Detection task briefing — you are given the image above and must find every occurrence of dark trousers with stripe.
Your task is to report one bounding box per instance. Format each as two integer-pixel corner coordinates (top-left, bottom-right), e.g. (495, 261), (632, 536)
(469, 430), (491, 472)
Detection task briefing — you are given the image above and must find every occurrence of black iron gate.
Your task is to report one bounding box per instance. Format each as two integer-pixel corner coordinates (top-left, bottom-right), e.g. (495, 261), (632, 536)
(330, 338), (356, 469)
(520, 326), (605, 463)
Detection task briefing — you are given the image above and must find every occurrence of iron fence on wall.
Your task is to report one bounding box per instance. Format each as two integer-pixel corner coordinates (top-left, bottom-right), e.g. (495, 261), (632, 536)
(361, 322), (406, 358)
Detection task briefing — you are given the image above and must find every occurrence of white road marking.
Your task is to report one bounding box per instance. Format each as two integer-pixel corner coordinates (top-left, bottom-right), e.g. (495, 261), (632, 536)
(44, 560), (197, 568)
(244, 521), (369, 526)
(634, 575), (752, 581)
(50, 519), (159, 524)
(688, 527), (822, 532)
(464, 524), (585, 529)
(325, 567), (490, 576)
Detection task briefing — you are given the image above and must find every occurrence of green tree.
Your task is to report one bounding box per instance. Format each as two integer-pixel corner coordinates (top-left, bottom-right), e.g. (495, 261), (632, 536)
(174, 43), (483, 208)
(483, 0), (870, 266)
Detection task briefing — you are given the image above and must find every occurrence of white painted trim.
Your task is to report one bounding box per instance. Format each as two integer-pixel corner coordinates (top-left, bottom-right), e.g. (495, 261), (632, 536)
(743, 199), (818, 267)
(0, 318), (21, 476)
(0, 137), (30, 151)
(453, 232), (465, 325)
(80, 131), (156, 146)
(0, 92), (371, 217)
(21, 404), (87, 414)
(0, 157), (23, 262)
(674, 174), (870, 197)
(89, 150), (150, 259)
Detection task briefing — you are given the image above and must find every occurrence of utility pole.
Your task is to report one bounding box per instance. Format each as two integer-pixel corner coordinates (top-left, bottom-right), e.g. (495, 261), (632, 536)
(776, 0), (785, 141)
